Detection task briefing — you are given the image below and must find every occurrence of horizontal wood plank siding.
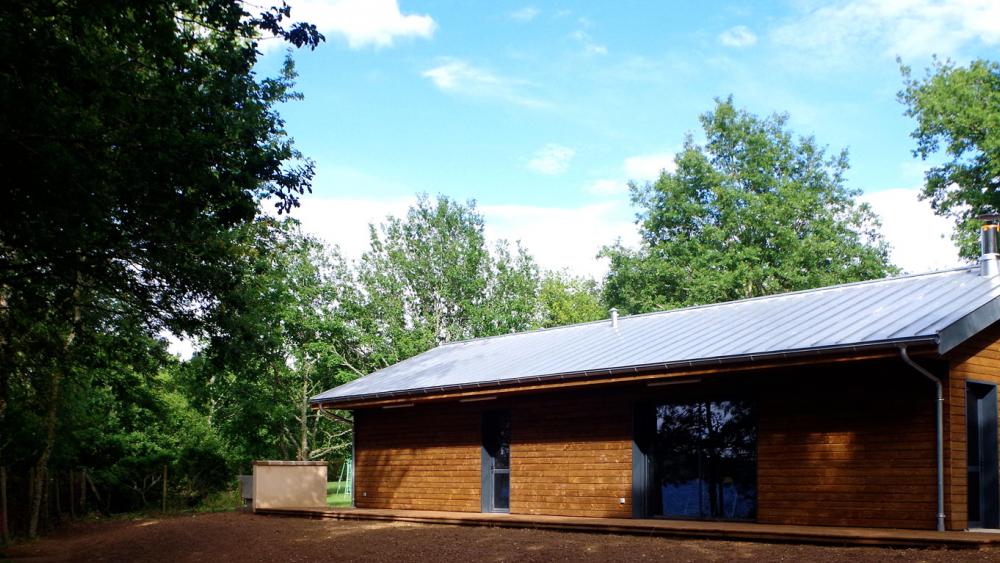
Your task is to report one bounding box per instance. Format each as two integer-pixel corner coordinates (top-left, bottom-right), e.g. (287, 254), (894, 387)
(511, 393), (632, 518)
(353, 391), (633, 517)
(351, 348), (1000, 529)
(354, 407), (481, 512)
(756, 368), (938, 529)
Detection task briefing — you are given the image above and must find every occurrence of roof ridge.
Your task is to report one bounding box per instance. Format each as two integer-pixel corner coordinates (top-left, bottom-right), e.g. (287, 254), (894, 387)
(435, 264), (976, 348)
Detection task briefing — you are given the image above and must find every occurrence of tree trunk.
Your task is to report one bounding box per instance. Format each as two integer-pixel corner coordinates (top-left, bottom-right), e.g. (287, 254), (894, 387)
(298, 373), (309, 461)
(28, 366), (63, 537)
(161, 465), (167, 513)
(29, 272), (81, 537)
(40, 471), (50, 532)
(28, 466), (34, 522)
(84, 470), (101, 507)
(1, 466), (9, 544)
(54, 472), (61, 521)
(80, 469), (87, 514)
(68, 470), (75, 520)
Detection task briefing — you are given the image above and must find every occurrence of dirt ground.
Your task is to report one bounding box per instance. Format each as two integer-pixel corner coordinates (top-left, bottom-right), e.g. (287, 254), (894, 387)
(4, 511), (1000, 563)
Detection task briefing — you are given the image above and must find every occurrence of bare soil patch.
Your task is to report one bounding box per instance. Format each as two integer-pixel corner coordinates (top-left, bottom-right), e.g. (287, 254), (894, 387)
(3, 511), (1000, 562)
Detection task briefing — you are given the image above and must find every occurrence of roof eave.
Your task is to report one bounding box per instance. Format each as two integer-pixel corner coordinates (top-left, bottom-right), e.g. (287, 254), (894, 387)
(938, 294), (1000, 354)
(311, 337), (939, 408)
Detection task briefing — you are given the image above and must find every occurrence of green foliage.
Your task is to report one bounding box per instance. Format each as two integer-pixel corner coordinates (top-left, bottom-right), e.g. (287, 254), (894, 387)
(350, 195), (540, 368)
(0, 0), (322, 536)
(2, 313), (229, 516)
(186, 198), (544, 473)
(899, 58), (1000, 259)
(1, 2), (320, 337)
(187, 219), (356, 466)
(538, 271), (606, 328)
(602, 98), (896, 313)
(195, 487), (243, 513)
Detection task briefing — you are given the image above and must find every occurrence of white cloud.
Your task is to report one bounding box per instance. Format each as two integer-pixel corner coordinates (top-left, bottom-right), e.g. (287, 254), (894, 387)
(286, 195), (415, 259)
(624, 152), (676, 181)
(422, 59), (547, 108)
(582, 152), (675, 200)
(860, 187), (961, 273)
(571, 30), (608, 55)
(264, 0), (435, 51)
(284, 195), (635, 280)
(481, 202), (638, 279)
(509, 6), (539, 22)
(719, 25), (758, 48)
(772, 0), (1000, 63)
(585, 179), (628, 196)
(528, 144), (576, 175)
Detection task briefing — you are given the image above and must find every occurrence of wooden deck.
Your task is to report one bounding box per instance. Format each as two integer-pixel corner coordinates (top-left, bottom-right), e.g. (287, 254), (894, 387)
(254, 506), (1000, 549)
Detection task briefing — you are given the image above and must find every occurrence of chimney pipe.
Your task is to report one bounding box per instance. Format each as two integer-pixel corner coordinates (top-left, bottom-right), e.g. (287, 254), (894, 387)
(979, 213), (1000, 277)
(610, 308), (619, 329)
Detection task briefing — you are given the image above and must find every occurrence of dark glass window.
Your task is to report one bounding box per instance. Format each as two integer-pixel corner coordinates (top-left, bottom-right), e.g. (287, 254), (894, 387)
(653, 400), (757, 520)
(494, 415), (511, 470)
(966, 382), (998, 527)
(968, 394), (981, 467)
(970, 471), (982, 524)
(483, 411), (511, 512)
(493, 472), (510, 510)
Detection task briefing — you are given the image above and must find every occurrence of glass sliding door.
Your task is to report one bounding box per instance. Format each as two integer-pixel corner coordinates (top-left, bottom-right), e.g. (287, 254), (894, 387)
(652, 399), (757, 520)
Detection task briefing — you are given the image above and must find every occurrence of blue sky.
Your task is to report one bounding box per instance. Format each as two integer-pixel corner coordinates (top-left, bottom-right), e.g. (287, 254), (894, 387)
(254, 0), (1000, 278)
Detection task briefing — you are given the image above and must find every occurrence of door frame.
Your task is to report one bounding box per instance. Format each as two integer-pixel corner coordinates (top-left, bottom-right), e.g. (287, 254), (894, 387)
(967, 380), (999, 528)
(481, 410), (511, 513)
(632, 398), (758, 522)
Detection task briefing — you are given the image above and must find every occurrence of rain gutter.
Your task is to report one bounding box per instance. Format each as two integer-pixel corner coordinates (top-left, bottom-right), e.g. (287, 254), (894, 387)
(899, 344), (946, 532)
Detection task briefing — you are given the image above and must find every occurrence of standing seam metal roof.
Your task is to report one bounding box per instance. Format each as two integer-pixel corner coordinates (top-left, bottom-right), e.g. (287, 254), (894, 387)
(312, 265), (1000, 405)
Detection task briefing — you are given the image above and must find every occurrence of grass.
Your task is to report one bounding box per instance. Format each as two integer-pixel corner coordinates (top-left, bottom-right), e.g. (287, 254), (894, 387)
(196, 487), (244, 513)
(326, 480), (352, 507)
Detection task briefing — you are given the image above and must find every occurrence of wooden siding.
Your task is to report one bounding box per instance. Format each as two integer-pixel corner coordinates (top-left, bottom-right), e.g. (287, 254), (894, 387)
(511, 393), (632, 518)
(353, 352), (986, 529)
(945, 320), (1000, 530)
(353, 390), (633, 517)
(757, 366), (938, 529)
(354, 406), (481, 512)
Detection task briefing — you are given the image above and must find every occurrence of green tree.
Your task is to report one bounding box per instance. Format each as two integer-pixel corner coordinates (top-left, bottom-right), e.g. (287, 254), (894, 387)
(2, 302), (228, 524)
(538, 271), (606, 328)
(351, 195), (540, 368)
(899, 58), (1000, 258)
(0, 0), (321, 536)
(602, 98), (895, 314)
(190, 219), (357, 466)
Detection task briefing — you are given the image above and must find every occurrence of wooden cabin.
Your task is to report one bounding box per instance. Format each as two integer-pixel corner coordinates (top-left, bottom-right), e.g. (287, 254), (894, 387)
(312, 231), (1000, 532)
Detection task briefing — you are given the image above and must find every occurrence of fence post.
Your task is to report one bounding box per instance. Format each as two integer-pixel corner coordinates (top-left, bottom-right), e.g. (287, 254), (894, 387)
(69, 470), (75, 519)
(1, 466), (9, 544)
(162, 465), (167, 513)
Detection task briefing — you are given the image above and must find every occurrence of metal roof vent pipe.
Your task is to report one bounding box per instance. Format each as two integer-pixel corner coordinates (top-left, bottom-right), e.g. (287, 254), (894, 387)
(610, 308), (619, 329)
(980, 213), (1000, 277)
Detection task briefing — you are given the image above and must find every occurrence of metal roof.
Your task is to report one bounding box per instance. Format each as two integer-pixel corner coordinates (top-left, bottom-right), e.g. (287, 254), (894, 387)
(312, 265), (1000, 405)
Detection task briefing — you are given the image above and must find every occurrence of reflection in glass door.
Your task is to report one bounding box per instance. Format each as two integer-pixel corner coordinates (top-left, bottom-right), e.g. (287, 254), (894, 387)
(653, 400), (757, 520)
(482, 411), (511, 512)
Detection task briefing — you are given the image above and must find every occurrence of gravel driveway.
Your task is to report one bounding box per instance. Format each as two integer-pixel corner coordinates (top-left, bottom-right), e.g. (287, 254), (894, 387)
(4, 511), (1000, 562)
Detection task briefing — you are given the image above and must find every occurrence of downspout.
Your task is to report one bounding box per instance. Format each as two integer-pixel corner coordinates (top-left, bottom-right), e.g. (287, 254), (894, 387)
(899, 345), (945, 532)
